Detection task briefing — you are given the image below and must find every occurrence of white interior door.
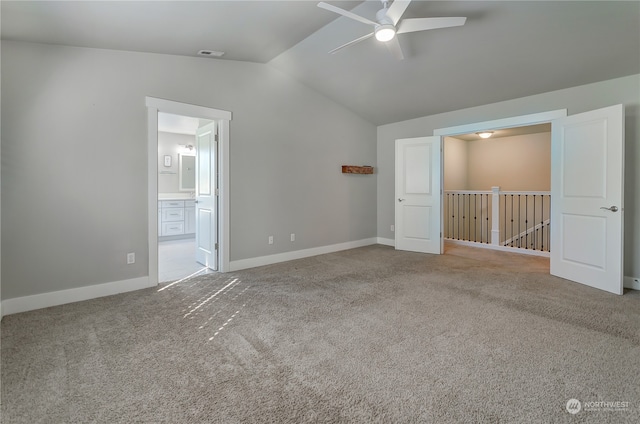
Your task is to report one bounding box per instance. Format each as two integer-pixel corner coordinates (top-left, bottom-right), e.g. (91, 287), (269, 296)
(395, 136), (442, 254)
(195, 122), (218, 270)
(550, 104), (624, 294)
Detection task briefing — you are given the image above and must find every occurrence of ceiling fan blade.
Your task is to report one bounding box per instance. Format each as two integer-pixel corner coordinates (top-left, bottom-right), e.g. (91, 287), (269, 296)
(397, 17), (467, 34)
(386, 0), (412, 26)
(318, 2), (377, 26)
(329, 32), (375, 54)
(385, 37), (404, 60)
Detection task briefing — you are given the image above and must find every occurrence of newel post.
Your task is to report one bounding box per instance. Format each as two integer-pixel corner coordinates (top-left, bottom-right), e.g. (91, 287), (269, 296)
(491, 186), (500, 245)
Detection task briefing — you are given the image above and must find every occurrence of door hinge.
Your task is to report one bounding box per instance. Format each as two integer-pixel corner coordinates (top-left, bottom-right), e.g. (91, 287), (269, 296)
(215, 243), (218, 250)
(214, 132), (219, 142)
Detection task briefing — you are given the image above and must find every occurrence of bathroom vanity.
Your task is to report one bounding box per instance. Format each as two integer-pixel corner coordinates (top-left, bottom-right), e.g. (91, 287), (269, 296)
(158, 197), (196, 239)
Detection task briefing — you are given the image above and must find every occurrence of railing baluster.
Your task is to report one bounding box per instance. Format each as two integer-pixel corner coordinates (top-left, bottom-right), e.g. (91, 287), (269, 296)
(443, 189), (550, 251)
(485, 194), (489, 244)
(541, 195), (544, 251)
(467, 194), (471, 242)
(525, 195), (529, 249)
(457, 194), (460, 240)
(533, 195), (537, 250)
(503, 194), (506, 245)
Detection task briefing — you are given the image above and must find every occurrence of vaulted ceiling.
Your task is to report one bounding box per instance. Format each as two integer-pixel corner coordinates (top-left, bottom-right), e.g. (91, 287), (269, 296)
(3, 1), (639, 125)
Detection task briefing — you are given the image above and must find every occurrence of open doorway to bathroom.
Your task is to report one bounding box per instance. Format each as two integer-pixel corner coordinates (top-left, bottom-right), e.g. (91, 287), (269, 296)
(157, 112), (212, 282)
(146, 96), (232, 286)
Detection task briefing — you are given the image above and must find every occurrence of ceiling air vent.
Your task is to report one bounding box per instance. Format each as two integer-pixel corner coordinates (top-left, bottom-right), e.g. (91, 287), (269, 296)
(197, 50), (224, 58)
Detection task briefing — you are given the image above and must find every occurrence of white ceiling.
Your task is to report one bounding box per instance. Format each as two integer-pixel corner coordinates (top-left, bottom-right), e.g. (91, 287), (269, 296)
(3, 1), (639, 125)
(158, 112), (212, 136)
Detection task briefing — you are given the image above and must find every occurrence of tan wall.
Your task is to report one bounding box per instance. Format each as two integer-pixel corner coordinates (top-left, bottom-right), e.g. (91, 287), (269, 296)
(443, 136), (468, 190)
(444, 132), (550, 191)
(466, 132), (550, 191)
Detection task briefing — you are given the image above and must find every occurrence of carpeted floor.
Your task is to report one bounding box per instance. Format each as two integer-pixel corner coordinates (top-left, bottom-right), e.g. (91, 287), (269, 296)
(2, 244), (639, 423)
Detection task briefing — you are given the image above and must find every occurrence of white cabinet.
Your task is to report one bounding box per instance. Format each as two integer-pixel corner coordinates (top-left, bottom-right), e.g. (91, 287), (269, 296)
(158, 199), (195, 238)
(162, 221), (185, 236)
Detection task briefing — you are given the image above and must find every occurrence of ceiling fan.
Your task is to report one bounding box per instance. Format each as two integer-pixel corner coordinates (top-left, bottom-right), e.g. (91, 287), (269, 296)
(318, 0), (466, 60)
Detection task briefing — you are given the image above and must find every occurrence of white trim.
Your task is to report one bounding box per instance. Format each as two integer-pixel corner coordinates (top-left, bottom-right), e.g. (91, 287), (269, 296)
(434, 109), (567, 137)
(377, 237), (395, 247)
(148, 106), (159, 286)
(146, 97), (232, 286)
(445, 239), (550, 258)
(218, 119), (230, 272)
(1, 277), (153, 316)
(431, 109), (565, 263)
(229, 238), (378, 271)
(145, 97), (232, 121)
(624, 276), (640, 291)
(502, 219), (551, 247)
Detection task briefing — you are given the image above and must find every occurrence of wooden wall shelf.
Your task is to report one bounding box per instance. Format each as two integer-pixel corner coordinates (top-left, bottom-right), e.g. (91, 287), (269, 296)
(342, 165), (374, 174)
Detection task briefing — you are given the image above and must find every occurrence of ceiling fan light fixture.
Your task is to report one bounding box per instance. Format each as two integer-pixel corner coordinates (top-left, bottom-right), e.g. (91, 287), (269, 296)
(476, 131), (494, 139)
(375, 24), (396, 42)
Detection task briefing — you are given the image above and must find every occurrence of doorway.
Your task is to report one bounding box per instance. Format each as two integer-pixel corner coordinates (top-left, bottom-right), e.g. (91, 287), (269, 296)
(156, 112), (211, 282)
(429, 106), (625, 294)
(442, 124), (551, 257)
(146, 97), (232, 286)
(434, 110), (566, 258)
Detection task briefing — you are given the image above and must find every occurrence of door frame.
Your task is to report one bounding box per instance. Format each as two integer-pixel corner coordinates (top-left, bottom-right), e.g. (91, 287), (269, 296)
(146, 97), (232, 286)
(433, 109), (567, 251)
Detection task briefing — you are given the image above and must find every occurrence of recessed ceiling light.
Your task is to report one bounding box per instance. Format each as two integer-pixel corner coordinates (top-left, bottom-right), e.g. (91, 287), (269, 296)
(197, 50), (225, 58)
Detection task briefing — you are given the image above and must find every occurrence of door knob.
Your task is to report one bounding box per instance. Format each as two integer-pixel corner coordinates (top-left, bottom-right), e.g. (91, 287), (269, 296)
(398, 198), (405, 202)
(600, 206), (618, 212)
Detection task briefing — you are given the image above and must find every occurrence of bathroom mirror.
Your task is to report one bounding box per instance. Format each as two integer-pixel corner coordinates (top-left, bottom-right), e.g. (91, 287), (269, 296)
(179, 154), (196, 191)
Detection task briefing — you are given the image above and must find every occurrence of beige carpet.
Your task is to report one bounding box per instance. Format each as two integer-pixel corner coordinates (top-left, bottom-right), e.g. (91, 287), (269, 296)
(2, 244), (639, 423)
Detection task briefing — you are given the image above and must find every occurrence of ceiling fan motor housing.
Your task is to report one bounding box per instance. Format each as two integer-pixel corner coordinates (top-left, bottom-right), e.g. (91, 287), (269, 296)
(375, 8), (396, 41)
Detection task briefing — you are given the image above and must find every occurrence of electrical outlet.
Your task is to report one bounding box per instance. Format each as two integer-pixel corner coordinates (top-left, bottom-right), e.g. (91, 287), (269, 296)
(290, 233), (295, 242)
(127, 252), (135, 264)
(390, 224), (395, 232)
(268, 236), (274, 245)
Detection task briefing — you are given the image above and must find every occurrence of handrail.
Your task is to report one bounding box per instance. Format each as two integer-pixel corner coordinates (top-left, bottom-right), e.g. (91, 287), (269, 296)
(503, 218), (550, 246)
(445, 190), (550, 196)
(444, 190), (491, 194)
(499, 190), (550, 196)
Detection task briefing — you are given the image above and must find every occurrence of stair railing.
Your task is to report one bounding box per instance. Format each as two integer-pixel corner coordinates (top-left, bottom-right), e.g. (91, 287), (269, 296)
(444, 187), (551, 253)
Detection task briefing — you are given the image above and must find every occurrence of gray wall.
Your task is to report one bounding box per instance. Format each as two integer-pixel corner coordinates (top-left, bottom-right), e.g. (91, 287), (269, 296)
(1, 41), (377, 300)
(377, 74), (640, 278)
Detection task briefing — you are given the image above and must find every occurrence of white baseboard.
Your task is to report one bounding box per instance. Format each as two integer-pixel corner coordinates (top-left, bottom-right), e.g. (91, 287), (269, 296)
(445, 239), (551, 258)
(230, 238), (379, 271)
(624, 276), (640, 291)
(377, 237), (395, 247)
(1, 276), (154, 316)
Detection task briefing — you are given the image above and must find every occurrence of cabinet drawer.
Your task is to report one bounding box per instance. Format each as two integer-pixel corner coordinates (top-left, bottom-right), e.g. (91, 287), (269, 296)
(185, 200), (196, 208)
(162, 222), (184, 236)
(161, 200), (185, 208)
(162, 208), (184, 222)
